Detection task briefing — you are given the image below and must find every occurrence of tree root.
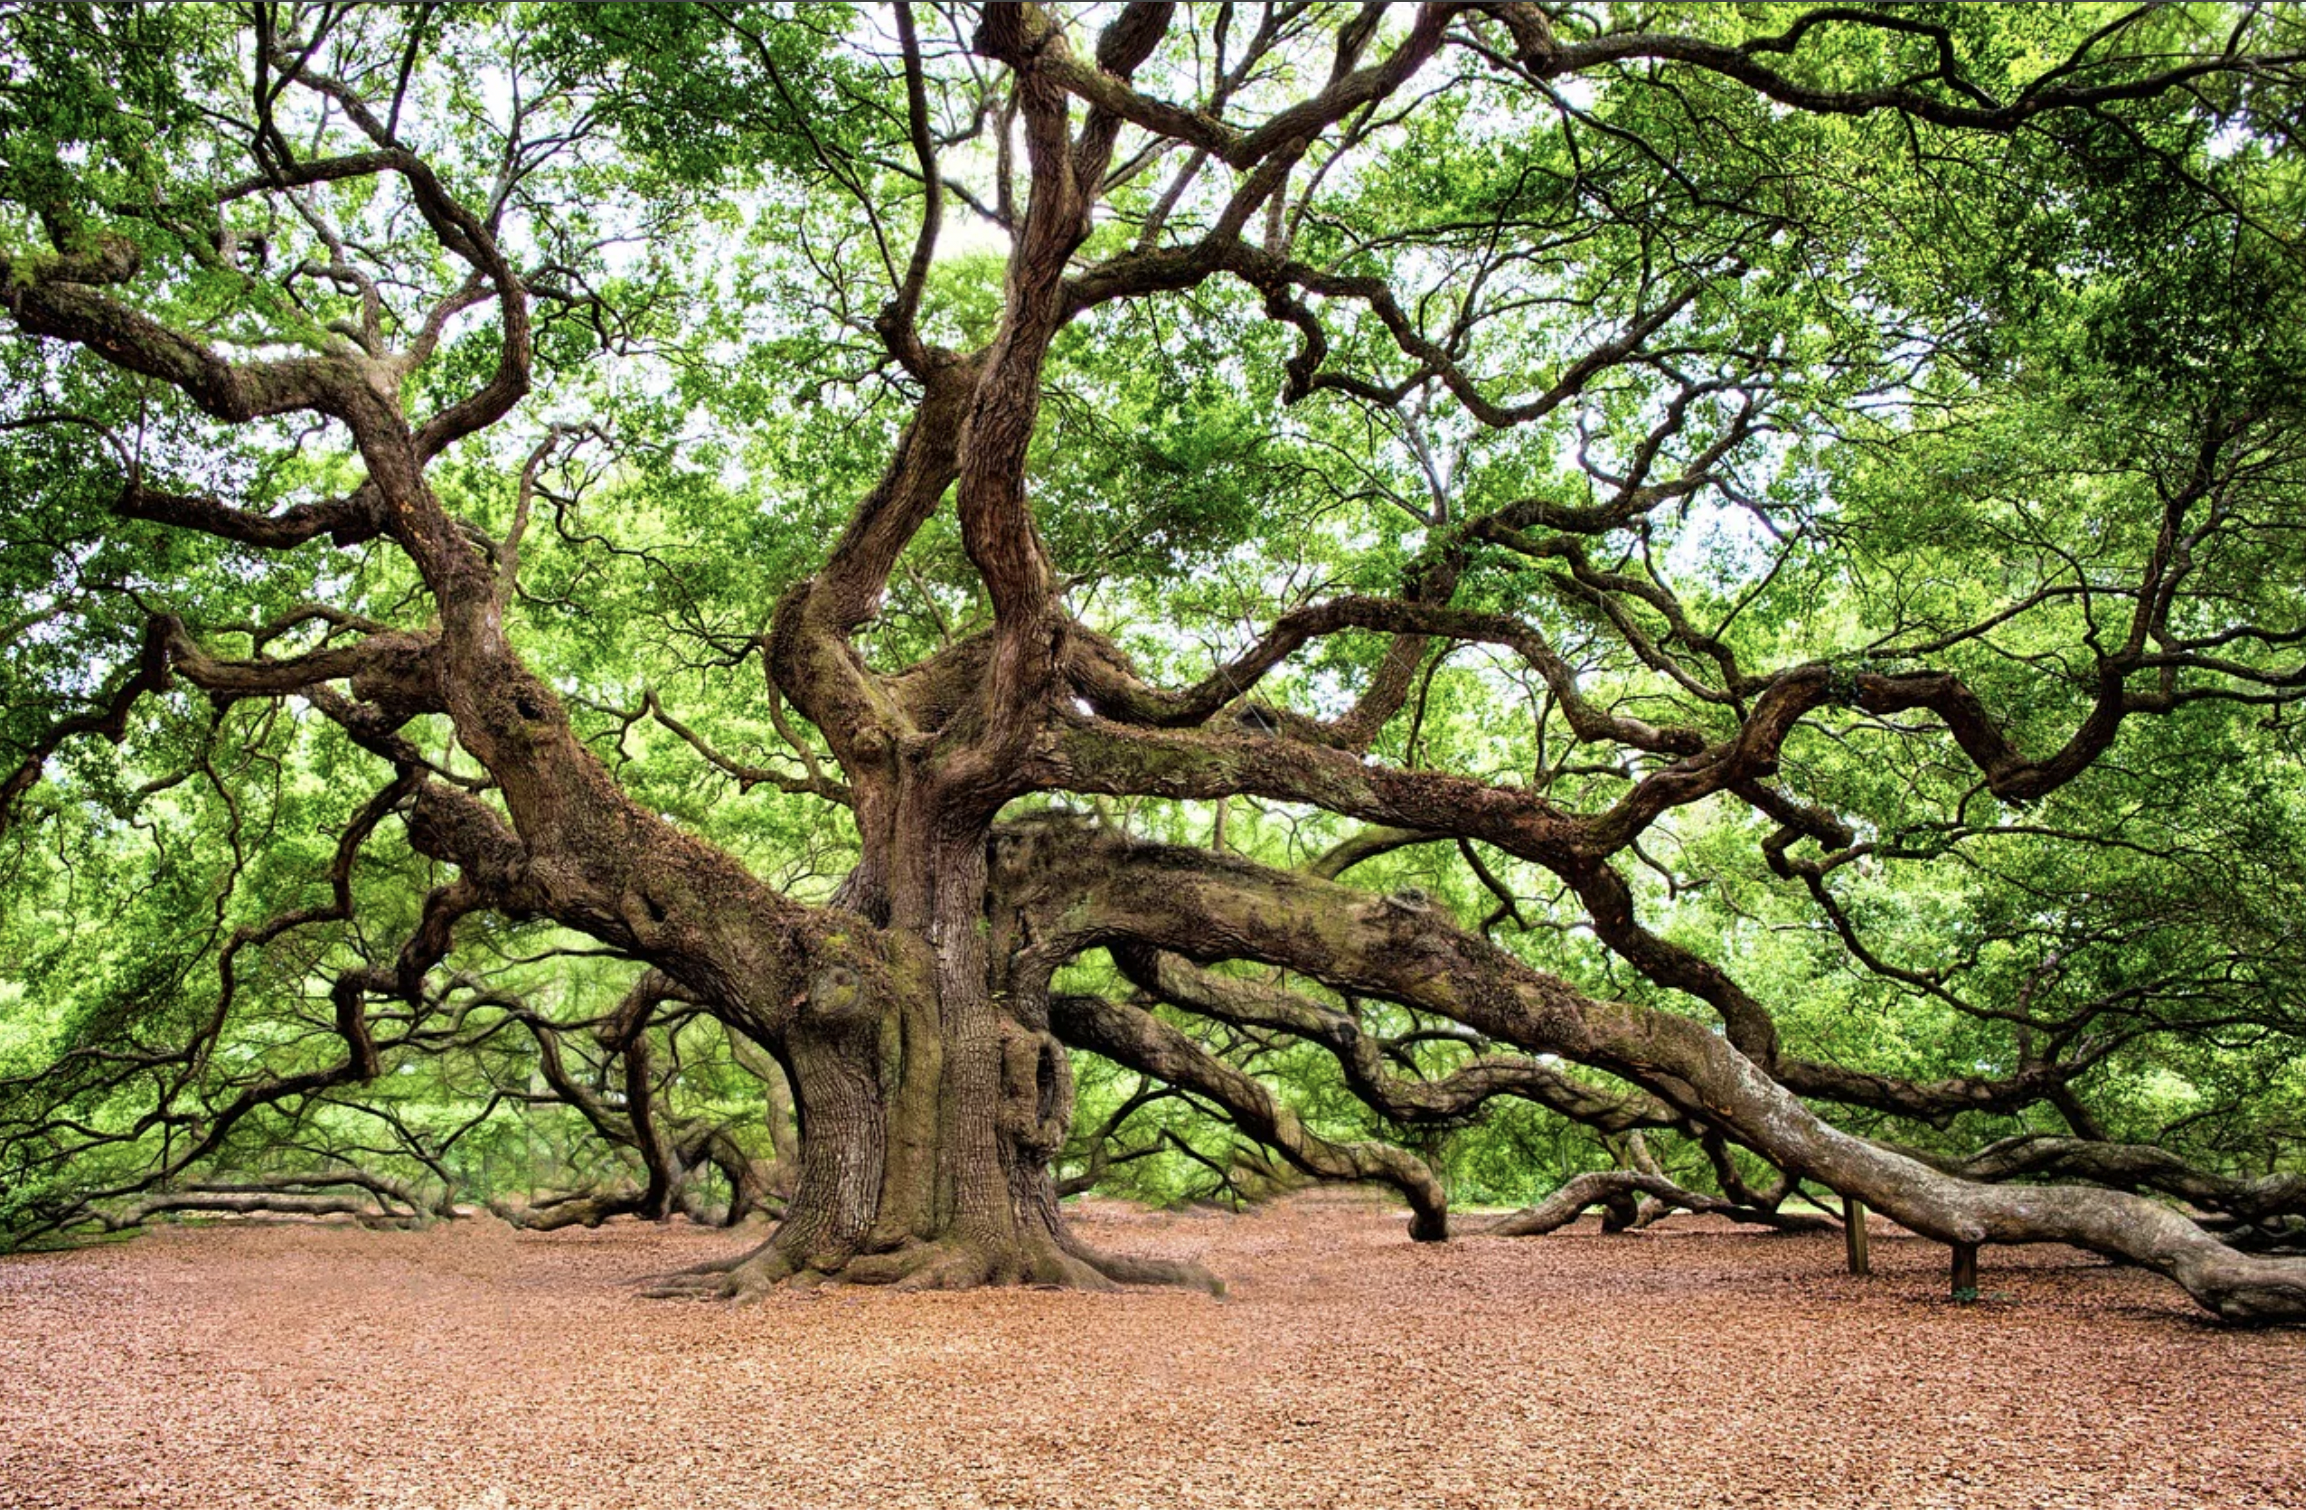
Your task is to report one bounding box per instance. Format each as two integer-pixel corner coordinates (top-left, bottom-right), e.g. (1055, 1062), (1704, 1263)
(1060, 1231), (1227, 1296)
(635, 1245), (760, 1299)
(636, 1226), (1225, 1300)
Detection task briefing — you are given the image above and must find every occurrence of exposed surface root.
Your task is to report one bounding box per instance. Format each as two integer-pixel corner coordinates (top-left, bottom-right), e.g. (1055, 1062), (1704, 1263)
(1062, 1232), (1227, 1295)
(637, 1224), (1224, 1299)
(635, 1244), (763, 1299)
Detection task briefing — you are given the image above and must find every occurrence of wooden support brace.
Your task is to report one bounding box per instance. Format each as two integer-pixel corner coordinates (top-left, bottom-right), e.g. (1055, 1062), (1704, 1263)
(1951, 1241), (1979, 1301)
(1843, 1196), (1870, 1277)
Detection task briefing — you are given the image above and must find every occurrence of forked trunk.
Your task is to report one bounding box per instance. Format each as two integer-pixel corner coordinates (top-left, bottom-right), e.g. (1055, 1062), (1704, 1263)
(679, 800), (1217, 1297)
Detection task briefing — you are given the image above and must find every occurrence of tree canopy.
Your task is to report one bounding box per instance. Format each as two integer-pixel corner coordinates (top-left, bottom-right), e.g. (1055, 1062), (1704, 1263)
(4, 1), (2306, 1318)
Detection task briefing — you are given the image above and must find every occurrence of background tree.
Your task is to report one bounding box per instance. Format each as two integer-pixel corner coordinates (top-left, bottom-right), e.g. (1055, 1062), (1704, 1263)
(4, 1), (2306, 1318)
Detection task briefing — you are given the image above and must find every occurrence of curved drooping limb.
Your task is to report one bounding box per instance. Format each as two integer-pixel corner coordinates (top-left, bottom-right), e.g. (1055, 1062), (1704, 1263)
(454, 975), (783, 1231)
(1031, 400), (2301, 1140)
(1109, 945), (1681, 1135)
(1482, 1169), (1836, 1239)
(1, 765), (481, 1246)
(1938, 1136), (2306, 1233)
(0, 120), (862, 1278)
(1005, 0), (2306, 1171)
(1047, 991), (1450, 1241)
(98, 1169), (445, 1232)
(1002, 828), (2306, 1323)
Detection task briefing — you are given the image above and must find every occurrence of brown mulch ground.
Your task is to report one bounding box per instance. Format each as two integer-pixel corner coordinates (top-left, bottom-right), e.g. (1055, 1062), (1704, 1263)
(0, 1192), (2299, 1510)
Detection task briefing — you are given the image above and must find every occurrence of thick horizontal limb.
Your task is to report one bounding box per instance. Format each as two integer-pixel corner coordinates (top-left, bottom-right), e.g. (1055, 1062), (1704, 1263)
(1945, 1135), (2306, 1228)
(1000, 829), (2306, 1322)
(1483, 1168), (1835, 1238)
(1114, 945), (1675, 1134)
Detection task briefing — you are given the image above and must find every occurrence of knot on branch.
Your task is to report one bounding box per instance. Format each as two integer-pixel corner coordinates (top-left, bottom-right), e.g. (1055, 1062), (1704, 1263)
(1, 232), (141, 294)
(346, 630), (445, 725)
(404, 783), (529, 900)
(1000, 1021), (1074, 1158)
(975, 3), (1060, 67)
(988, 807), (1105, 888)
(1475, 2), (1559, 67)
(800, 964), (871, 1027)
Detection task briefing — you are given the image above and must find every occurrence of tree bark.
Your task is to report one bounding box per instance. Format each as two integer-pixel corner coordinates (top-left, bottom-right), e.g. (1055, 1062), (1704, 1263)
(649, 795), (1219, 1298)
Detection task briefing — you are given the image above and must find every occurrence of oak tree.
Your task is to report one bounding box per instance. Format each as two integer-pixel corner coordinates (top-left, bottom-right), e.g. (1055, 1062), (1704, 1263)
(5, 2), (2306, 1320)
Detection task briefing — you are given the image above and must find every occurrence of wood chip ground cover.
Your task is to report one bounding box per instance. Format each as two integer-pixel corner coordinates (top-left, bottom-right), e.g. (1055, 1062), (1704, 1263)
(0, 1193), (2298, 1508)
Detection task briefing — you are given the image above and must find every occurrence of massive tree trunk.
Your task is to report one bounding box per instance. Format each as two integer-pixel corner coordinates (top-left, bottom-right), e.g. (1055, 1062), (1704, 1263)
(650, 780), (1217, 1297)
